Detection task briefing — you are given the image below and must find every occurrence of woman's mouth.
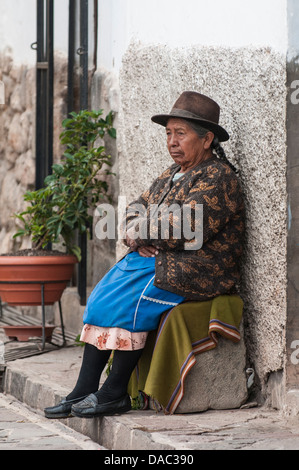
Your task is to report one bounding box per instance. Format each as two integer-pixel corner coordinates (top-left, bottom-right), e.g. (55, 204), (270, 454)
(170, 152), (183, 158)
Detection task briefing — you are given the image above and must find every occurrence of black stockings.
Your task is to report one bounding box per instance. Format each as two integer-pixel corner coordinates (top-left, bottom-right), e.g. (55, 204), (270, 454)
(66, 344), (111, 401)
(95, 349), (143, 403)
(66, 343), (143, 403)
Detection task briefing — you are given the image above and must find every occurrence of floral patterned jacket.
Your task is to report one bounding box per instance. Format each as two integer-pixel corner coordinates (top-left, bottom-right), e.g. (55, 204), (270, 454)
(123, 155), (245, 300)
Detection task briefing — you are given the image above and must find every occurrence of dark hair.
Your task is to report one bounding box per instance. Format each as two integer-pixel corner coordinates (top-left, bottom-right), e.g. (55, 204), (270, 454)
(211, 137), (238, 174)
(186, 120), (238, 174)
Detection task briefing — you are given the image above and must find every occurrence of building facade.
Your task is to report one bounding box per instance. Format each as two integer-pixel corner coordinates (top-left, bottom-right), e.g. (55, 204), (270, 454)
(0, 0), (299, 413)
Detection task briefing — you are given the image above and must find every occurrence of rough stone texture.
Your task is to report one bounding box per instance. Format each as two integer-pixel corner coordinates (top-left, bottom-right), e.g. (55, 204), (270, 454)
(0, 50), (35, 253)
(118, 42), (287, 399)
(176, 332), (248, 413)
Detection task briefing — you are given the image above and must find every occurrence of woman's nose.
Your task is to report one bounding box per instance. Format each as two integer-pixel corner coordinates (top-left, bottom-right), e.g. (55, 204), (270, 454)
(168, 134), (178, 146)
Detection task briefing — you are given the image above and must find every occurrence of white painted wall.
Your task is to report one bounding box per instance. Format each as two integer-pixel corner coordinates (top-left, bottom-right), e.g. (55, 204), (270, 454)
(0, 0), (69, 65)
(0, 0), (288, 68)
(97, 0), (288, 70)
(0, 0), (36, 64)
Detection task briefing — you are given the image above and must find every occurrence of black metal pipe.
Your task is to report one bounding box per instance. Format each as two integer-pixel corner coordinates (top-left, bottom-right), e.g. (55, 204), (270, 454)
(68, 0), (76, 114)
(35, 0), (54, 189)
(77, 0), (89, 305)
(47, 0), (54, 177)
(35, 0), (45, 189)
(93, 0), (98, 72)
(79, 0), (88, 110)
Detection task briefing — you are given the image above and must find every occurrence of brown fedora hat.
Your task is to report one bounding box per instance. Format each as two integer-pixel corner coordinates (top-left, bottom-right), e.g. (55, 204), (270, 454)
(151, 91), (229, 142)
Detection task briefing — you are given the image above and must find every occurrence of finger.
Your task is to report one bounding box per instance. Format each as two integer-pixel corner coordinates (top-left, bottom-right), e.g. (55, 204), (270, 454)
(138, 247), (155, 257)
(147, 246), (159, 256)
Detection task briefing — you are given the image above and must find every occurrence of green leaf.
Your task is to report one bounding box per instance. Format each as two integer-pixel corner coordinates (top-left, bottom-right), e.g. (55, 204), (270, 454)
(108, 127), (117, 139)
(52, 164), (64, 175)
(62, 118), (73, 127)
(70, 245), (81, 262)
(13, 230), (26, 239)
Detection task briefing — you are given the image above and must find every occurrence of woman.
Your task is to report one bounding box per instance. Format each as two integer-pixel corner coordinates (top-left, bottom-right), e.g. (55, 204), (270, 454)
(44, 91), (244, 419)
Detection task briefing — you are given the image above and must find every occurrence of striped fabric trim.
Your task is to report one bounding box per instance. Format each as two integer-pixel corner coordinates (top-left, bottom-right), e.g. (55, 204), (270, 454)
(163, 317), (241, 414)
(167, 353), (196, 414)
(155, 308), (174, 343)
(209, 319), (241, 343)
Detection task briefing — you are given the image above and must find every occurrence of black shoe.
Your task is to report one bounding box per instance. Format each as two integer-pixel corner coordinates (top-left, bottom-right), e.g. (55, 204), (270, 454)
(71, 393), (132, 418)
(44, 395), (88, 419)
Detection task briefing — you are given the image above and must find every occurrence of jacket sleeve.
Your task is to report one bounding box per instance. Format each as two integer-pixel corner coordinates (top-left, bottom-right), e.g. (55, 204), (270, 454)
(122, 167), (244, 251)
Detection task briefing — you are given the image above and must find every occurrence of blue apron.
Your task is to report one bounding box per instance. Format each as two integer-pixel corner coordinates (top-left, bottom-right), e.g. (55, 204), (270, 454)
(83, 251), (185, 332)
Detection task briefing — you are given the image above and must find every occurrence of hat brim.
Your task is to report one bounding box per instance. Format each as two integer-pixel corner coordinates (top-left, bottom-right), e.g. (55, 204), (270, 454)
(151, 113), (229, 142)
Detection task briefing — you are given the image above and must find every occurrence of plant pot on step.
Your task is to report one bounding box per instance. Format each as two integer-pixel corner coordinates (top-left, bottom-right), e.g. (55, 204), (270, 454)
(5, 111), (116, 306)
(2, 325), (56, 342)
(0, 254), (77, 306)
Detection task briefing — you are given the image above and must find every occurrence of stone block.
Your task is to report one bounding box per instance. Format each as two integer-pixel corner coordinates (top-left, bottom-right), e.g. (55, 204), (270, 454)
(285, 390), (299, 416)
(10, 84), (24, 112)
(14, 150), (35, 186)
(8, 111), (31, 154)
(175, 331), (248, 413)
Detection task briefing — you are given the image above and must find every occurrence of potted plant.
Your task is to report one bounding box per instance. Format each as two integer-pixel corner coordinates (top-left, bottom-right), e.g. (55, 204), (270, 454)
(0, 109), (116, 307)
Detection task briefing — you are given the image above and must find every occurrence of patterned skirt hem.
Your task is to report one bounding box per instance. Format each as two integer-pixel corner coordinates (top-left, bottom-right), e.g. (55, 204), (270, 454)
(80, 324), (148, 351)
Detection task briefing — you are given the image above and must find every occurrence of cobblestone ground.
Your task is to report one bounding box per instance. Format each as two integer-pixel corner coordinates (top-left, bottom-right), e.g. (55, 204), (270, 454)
(0, 394), (103, 450)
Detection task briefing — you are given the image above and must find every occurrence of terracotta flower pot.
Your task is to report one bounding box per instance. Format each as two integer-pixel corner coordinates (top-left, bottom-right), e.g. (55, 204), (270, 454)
(2, 325), (56, 342)
(0, 254), (77, 306)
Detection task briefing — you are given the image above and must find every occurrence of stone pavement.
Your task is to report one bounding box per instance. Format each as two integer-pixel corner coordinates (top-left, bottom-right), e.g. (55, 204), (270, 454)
(0, 393), (103, 450)
(1, 333), (299, 450)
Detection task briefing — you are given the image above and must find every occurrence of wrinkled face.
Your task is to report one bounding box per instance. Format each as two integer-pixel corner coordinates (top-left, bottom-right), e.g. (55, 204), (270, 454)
(166, 118), (214, 172)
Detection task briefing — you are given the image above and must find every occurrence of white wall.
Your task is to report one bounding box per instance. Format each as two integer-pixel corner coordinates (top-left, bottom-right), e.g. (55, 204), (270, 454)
(0, 0), (36, 64)
(0, 0), (288, 68)
(97, 0), (288, 71)
(0, 0), (69, 65)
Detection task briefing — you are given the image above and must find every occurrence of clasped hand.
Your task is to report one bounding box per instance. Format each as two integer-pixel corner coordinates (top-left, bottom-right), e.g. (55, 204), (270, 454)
(126, 229), (159, 258)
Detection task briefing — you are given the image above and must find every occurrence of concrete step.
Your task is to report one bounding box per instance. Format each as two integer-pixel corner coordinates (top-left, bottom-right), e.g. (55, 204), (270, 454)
(2, 310), (299, 450)
(3, 345), (299, 450)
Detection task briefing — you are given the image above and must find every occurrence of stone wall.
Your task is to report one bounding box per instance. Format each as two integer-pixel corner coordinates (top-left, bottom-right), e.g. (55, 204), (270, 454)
(0, 50), (68, 255)
(0, 49), (36, 253)
(117, 42), (287, 400)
